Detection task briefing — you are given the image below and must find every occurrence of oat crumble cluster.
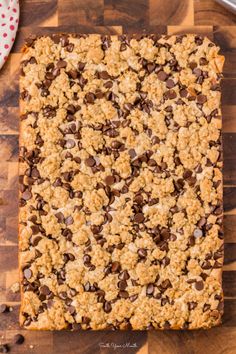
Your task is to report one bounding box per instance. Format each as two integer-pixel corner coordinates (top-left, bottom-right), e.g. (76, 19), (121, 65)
(19, 34), (224, 330)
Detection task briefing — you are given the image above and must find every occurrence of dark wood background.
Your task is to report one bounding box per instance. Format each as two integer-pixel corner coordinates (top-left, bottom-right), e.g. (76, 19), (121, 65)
(0, 0), (236, 353)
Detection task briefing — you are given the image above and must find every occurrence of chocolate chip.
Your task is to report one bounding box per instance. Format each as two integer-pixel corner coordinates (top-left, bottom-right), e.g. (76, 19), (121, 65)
(30, 225), (40, 235)
(213, 260), (222, 268)
(104, 80), (113, 89)
(138, 248), (147, 258)
(40, 285), (51, 295)
(162, 256), (170, 267)
(103, 301), (112, 313)
(59, 291), (67, 300)
(78, 62), (86, 71)
(119, 290), (129, 298)
(134, 213), (144, 223)
(53, 177), (62, 187)
(214, 206), (222, 216)
(81, 316), (90, 325)
(193, 228), (203, 238)
(148, 159), (157, 167)
(31, 167), (40, 178)
(118, 270), (130, 280)
(197, 94), (207, 104)
(0, 304), (9, 313)
(57, 60), (67, 69)
(31, 236), (42, 246)
(166, 79), (175, 89)
(195, 281), (204, 291)
(85, 92), (96, 104)
(55, 212), (64, 223)
(98, 71), (110, 80)
(195, 164), (203, 173)
(183, 169), (192, 179)
(41, 88), (49, 97)
(180, 89), (188, 98)
(83, 254), (91, 265)
(211, 83), (220, 91)
(192, 67), (202, 77)
(65, 139), (75, 149)
(146, 283), (154, 295)
(60, 35), (69, 47)
(199, 57), (208, 65)
(68, 305), (76, 315)
(13, 334), (25, 345)
(164, 89), (177, 100)
(201, 261), (211, 270)
(22, 189), (32, 201)
(111, 140), (122, 149)
(91, 225), (102, 234)
(104, 175), (115, 186)
(85, 156), (96, 167)
(189, 61), (197, 70)
(161, 279), (172, 289)
(110, 262), (120, 274)
(130, 294), (138, 302)
(118, 280), (127, 290)
(73, 156), (81, 164)
(151, 136), (160, 145)
(147, 63), (156, 73)
(188, 236), (195, 247)
(161, 228), (170, 240)
(134, 195), (143, 205)
(119, 42), (126, 51)
(188, 302), (197, 311)
(195, 36), (203, 45)
(71, 323), (82, 331)
(0, 344), (9, 353)
(23, 268), (32, 279)
(65, 216), (74, 225)
(68, 70), (78, 79)
(66, 43), (74, 52)
(197, 217), (206, 228)
(84, 282), (91, 292)
(157, 71), (168, 81)
(24, 318), (32, 326)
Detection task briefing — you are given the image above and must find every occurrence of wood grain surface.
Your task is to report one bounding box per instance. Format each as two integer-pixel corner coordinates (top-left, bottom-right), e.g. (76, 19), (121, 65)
(0, 0), (235, 353)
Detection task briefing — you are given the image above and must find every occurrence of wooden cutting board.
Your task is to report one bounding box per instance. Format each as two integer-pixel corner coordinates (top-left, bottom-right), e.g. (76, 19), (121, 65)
(0, 0), (236, 353)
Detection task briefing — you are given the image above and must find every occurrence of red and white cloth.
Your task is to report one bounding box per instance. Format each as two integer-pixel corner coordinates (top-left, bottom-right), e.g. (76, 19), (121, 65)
(0, 0), (19, 69)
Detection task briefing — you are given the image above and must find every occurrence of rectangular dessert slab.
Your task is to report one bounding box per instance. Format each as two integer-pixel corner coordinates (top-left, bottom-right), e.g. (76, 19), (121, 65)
(19, 34), (224, 330)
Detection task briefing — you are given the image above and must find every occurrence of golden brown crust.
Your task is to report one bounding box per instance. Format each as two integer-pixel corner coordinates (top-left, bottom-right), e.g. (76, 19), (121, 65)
(19, 34), (224, 330)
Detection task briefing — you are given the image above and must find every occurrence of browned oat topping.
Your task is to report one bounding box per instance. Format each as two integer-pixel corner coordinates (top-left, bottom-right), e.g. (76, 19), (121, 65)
(19, 34), (224, 330)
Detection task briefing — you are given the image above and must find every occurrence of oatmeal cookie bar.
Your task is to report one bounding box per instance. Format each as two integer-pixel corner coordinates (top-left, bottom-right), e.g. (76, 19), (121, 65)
(19, 34), (224, 330)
